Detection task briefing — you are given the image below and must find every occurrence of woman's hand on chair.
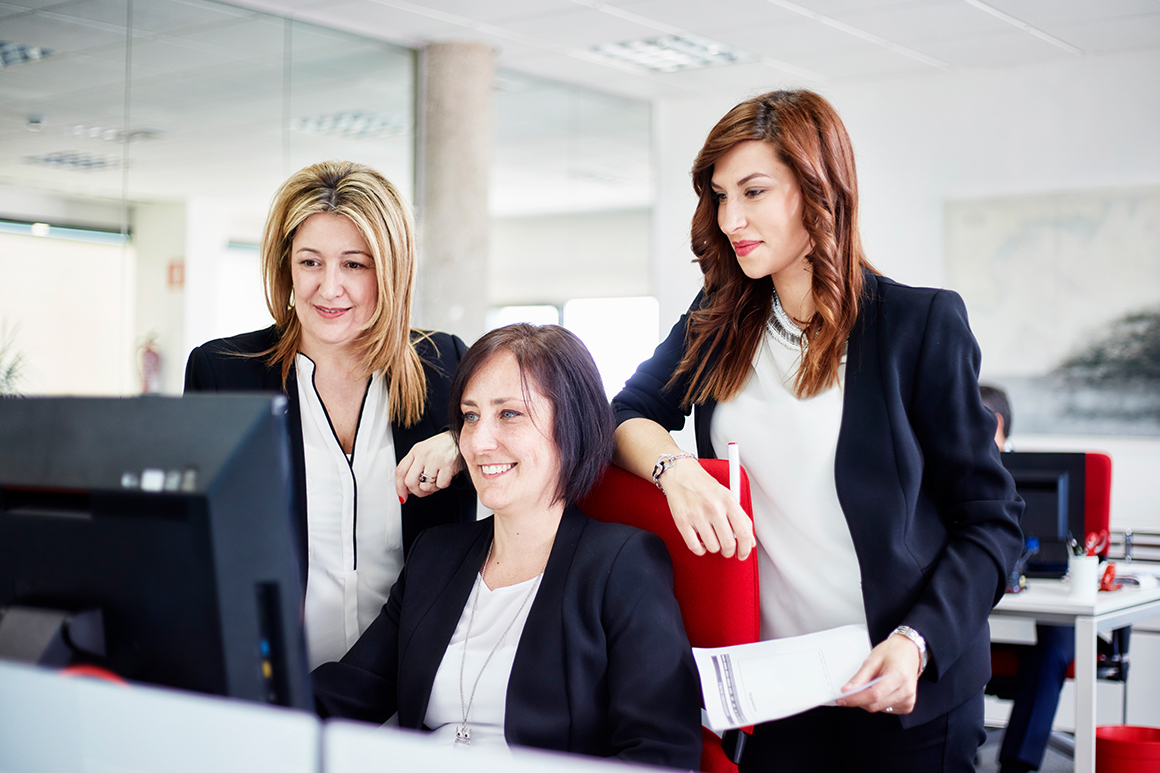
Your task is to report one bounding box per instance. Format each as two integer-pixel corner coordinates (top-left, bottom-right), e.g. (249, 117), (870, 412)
(396, 431), (463, 503)
(835, 634), (921, 715)
(661, 459), (755, 560)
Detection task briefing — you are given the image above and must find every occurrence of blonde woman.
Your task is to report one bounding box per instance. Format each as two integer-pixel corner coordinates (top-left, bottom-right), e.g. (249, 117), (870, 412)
(185, 161), (476, 668)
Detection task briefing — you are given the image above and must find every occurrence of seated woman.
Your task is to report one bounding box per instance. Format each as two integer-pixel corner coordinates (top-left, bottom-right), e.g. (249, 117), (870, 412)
(312, 324), (701, 769)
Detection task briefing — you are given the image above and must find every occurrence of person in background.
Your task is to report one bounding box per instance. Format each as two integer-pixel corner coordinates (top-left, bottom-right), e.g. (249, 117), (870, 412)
(612, 89), (1024, 771)
(312, 324), (701, 768)
(981, 384), (1014, 452)
(185, 160), (476, 668)
(982, 384), (1072, 773)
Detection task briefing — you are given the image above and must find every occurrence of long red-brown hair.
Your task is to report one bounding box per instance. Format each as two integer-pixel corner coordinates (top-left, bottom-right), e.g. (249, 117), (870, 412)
(673, 89), (876, 404)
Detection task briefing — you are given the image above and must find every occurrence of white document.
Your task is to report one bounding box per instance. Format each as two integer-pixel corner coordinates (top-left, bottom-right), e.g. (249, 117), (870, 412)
(694, 624), (874, 730)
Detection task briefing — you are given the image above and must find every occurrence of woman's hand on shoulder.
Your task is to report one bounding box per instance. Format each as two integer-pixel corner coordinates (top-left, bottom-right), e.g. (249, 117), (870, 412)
(835, 633), (922, 715)
(396, 431), (463, 503)
(661, 459), (755, 560)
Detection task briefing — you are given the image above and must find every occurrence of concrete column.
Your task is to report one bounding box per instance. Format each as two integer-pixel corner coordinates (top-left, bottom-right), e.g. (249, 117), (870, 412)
(415, 42), (495, 343)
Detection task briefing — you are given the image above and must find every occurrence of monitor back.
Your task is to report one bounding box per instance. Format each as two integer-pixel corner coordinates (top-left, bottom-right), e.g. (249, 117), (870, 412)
(0, 394), (311, 710)
(1000, 451), (1087, 579)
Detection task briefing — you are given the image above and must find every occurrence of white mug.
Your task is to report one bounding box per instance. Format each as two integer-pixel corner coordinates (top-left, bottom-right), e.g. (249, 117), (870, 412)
(1068, 554), (1100, 600)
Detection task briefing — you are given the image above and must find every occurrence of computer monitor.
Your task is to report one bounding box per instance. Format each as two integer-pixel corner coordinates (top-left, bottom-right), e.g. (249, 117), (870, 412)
(0, 394), (311, 710)
(1000, 451), (1087, 579)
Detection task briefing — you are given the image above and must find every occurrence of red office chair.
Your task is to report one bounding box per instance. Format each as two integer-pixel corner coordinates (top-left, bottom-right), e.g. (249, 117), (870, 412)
(579, 460), (760, 773)
(988, 453), (1128, 712)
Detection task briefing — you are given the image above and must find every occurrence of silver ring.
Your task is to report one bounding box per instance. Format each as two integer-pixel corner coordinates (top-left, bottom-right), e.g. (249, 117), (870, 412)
(884, 706), (893, 713)
(418, 473), (431, 484)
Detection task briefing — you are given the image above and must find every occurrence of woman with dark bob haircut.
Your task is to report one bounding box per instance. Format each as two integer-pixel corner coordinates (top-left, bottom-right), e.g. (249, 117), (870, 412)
(312, 324), (701, 768)
(613, 90), (1023, 770)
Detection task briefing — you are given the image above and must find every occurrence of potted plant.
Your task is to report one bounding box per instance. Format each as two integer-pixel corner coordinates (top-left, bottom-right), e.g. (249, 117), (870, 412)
(0, 322), (25, 396)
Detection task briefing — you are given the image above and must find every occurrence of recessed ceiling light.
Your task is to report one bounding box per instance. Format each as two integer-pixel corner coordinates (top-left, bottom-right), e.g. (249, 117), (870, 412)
(70, 125), (161, 143)
(592, 34), (752, 73)
(0, 41), (54, 69)
(25, 151), (123, 172)
(290, 111), (408, 140)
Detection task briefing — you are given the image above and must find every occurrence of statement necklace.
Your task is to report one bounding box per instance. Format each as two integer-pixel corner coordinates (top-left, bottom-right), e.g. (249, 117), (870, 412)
(766, 286), (806, 351)
(455, 539), (543, 748)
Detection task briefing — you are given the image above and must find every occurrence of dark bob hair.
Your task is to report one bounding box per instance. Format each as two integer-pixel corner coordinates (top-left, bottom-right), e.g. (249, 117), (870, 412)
(448, 324), (615, 506)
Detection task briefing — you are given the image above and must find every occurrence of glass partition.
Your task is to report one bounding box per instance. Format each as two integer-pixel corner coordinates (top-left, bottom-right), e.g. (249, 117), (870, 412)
(0, 0), (415, 396)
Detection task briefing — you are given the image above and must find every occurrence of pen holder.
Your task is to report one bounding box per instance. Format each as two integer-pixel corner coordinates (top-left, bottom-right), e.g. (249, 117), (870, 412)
(1068, 555), (1100, 600)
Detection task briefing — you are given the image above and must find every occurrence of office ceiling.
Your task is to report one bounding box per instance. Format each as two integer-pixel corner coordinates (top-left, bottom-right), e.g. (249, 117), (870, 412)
(229, 0), (1160, 99)
(1, 0), (1157, 225)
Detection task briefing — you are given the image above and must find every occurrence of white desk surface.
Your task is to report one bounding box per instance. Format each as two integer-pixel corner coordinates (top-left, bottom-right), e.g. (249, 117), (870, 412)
(0, 660), (319, 773)
(0, 660), (658, 773)
(993, 575), (1160, 627)
(325, 719), (660, 773)
(988, 574), (1160, 773)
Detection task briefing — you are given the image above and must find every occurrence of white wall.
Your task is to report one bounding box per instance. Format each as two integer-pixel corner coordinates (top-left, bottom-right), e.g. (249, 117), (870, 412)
(490, 209), (651, 308)
(0, 231), (134, 395)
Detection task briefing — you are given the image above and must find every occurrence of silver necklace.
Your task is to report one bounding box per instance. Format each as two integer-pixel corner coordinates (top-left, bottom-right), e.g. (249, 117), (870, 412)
(455, 539), (542, 748)
(766, 286), (805, 351)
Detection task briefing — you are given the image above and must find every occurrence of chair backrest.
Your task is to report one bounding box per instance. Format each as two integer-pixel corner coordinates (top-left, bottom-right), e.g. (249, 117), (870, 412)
(1085, 452), (1112, 557)
(578, 460), (760, 649)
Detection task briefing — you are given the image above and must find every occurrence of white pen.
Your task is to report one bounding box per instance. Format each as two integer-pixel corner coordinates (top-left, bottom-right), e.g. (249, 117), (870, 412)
(728, 442), (741, 504)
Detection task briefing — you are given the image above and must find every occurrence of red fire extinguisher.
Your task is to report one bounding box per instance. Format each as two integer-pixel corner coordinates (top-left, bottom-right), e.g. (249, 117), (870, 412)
(140, 336), (162, 394)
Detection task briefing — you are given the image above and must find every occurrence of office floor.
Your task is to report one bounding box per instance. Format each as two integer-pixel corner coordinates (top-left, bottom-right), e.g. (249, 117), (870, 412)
(976, 727), (1073, 772)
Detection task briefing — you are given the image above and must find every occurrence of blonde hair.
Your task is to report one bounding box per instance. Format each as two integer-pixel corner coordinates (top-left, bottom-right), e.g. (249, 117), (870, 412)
(261, 160), (427, 427)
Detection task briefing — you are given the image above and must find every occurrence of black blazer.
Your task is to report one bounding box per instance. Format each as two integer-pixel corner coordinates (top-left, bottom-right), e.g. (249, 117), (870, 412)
(183, 326), (478, 574)
(312, 505), (703, 769)
(613, 271), (1024, 728)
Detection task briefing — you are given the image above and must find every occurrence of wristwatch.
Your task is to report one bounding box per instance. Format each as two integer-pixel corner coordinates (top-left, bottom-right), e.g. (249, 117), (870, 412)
(891, 625), (929, 676)
(651, 452), (695, 494)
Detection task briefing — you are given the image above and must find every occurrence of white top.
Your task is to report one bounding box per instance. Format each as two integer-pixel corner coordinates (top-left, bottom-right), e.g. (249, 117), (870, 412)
(711, 334), (867, 640)
(296, 353), (404, 669)
(424, 571), (543, 752)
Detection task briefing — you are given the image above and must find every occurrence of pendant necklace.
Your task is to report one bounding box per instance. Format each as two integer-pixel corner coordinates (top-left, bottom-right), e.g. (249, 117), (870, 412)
(455, 539), (542, 748)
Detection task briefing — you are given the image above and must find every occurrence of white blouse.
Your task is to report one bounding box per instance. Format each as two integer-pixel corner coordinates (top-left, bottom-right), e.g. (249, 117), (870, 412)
(424, 571), (542, 752)
(711, 334), (867, 641)
(296, 353), (404, 669)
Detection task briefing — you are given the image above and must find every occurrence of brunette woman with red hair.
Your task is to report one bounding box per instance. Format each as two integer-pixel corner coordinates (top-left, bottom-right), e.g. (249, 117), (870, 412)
(613, 90), (1023, 771)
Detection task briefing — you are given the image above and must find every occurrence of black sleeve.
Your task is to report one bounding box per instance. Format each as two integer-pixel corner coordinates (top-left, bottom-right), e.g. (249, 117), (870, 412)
(899, 289), (1024, 678)
(603, 531), (703, 769)
(183, 346), (216, 393)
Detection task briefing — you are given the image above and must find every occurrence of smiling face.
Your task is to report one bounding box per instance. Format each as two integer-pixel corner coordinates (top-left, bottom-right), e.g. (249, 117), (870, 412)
(711, 140), (812, 284)
(290, 212), (378, 357)
(458, 349), (562, 518)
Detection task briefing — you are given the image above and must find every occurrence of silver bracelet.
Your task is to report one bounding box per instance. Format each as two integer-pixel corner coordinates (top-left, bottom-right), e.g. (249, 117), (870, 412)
(891, 625), (929, 677)
(651, 453), (694, 494)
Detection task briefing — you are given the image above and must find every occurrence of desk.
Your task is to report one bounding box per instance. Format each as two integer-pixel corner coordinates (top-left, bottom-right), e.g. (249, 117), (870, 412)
(991, 579), (1160, 772)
